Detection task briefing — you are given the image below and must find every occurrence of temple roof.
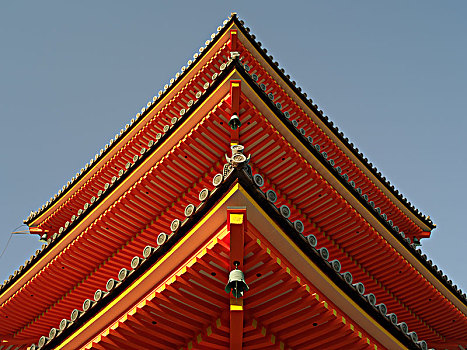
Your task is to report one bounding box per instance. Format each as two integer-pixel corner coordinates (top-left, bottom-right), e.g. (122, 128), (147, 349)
(2, 14), (466, 350)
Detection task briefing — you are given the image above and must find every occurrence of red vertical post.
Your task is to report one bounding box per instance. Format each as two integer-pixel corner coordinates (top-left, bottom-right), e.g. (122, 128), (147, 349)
(228, 207), (246, 350)
(229, 29), (238, 51)
(230, 80), (241, 145)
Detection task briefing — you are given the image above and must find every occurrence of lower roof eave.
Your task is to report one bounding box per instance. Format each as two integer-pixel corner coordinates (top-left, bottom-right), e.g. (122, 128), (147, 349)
(47, 173), (416, 350)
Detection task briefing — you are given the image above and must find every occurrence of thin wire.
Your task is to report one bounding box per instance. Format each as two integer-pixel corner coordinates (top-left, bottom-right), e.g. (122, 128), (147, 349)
(0, 224), (27, 261)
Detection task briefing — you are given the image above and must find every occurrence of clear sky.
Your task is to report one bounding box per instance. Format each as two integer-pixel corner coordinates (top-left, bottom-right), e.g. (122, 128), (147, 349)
(1, 1), (466, 294)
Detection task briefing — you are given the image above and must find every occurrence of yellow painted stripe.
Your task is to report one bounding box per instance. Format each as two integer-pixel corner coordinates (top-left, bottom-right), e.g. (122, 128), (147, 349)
(230, 213), (244, 224)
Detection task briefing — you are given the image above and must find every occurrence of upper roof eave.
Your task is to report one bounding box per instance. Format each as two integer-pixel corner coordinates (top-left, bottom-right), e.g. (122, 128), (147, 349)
(229, 16), (435, 232)
(23, 15), (238, 227)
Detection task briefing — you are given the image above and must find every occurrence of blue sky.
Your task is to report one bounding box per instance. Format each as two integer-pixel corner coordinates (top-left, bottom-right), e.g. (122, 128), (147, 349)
(1, 1), (466, 293)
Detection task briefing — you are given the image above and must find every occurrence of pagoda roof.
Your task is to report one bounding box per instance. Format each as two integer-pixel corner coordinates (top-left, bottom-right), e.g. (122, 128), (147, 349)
(2, 14), (466, 350)
(29, 168), (429, 350)
(0, 18), (465, 348)
(23, 14), (434, 233)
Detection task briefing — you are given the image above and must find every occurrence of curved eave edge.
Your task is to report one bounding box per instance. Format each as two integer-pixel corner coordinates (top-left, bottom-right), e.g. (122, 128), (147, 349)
(232, 16), (435, 231)
(235, 64), (467, 305)
(23, 15), (237, 226)
(0, 61), (236, 298)
(38, 169), (424, 350)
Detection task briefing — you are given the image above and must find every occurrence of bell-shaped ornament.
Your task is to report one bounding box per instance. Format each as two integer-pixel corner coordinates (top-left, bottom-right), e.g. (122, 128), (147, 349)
(228, 114), (242, 130)
(225, 268), (249, 298)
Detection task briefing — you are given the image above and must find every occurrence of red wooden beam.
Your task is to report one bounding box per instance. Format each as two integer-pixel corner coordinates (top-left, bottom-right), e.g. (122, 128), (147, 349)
(229, 29), (238, 52)
(228, 207), (246, 350)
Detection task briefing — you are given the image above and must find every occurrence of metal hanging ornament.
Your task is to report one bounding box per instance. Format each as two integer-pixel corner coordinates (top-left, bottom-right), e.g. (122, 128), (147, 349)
(225, 262), (249, 298)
